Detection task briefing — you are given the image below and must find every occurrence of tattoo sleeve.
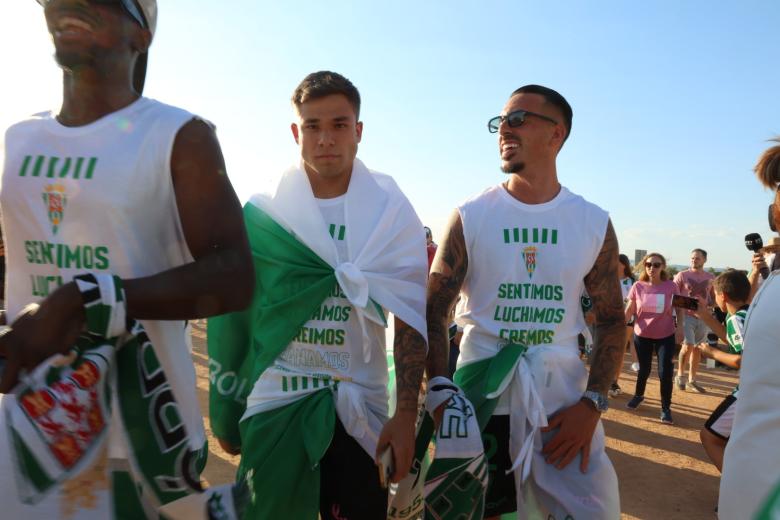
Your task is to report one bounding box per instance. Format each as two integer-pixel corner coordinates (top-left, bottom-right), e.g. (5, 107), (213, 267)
(584, 219), (625, 395)
(393, 317), (427, 413)
(426, 210), (469, 381)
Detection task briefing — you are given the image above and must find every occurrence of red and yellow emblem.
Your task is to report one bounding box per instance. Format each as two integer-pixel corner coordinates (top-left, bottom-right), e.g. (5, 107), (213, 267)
(522, 246), (537, 278)
(51, 434), (83, 468)
(20, 389), (55, 418)
(70, 360), (100, 389)
(42, 184), (67, 235)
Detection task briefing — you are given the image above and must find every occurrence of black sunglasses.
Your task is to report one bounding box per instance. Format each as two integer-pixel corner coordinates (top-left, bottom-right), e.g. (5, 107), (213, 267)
(487, 110), (559, 133)
(37, 0), (148, 30)
(645, 262), (663, 269)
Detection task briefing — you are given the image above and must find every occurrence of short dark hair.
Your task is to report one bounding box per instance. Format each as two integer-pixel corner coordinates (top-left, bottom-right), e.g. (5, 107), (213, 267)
(713, 269), (750, 303)
(511, 84), (573, 143)
(618, 253), (635, 281)
(692, 248), (708, 259)
(291, 71), (361, 119)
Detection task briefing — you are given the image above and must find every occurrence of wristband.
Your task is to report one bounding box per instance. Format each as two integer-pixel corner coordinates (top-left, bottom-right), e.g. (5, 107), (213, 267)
(74, 273), (127, 339)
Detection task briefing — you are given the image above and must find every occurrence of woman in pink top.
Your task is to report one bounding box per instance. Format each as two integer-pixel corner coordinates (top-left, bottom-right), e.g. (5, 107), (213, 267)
(624, 252), (680, 424)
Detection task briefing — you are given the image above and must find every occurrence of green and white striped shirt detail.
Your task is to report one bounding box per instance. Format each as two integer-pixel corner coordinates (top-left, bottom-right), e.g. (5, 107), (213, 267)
(726, 307), (748, 354)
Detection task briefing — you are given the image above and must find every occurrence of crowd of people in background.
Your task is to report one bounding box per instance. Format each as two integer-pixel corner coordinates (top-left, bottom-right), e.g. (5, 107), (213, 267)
(1, 2), (779, 518)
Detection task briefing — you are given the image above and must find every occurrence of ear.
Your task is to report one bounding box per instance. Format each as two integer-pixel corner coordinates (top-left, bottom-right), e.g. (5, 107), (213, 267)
(355, 121), (363, 143)
(291, 123), (300, 144)
(137, 29), (152, 53)
(129, 26), (152, 54)
(550, 123), (566, 149)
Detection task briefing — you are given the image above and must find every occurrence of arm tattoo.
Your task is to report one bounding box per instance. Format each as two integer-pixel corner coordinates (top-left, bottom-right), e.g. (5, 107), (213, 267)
(584, 220), (625, 395)
(426, 210), (469, 380)
(393, 317), (427, 413)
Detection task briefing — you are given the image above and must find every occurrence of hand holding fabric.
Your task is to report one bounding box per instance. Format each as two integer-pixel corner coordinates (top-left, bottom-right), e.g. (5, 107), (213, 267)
(0, 282), (85, 393)
(541, 399), (600, 472)
(376, 409), (417, 483)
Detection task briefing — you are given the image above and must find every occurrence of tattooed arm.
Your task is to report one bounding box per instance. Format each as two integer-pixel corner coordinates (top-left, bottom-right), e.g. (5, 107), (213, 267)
(542, 219), (623, 473)
(584, 219), (626, 395)
(393, 317), (427, 414)
(375, 285), (429, 483)
(426, 210), (469, 381)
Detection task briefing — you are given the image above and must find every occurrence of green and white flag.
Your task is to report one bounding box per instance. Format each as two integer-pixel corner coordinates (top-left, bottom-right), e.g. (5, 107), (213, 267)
(208, 160), (429, 518)
(209, 160), (428, 449)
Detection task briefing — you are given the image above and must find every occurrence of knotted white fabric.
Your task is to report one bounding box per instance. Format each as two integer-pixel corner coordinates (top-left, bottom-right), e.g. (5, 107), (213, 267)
(504, 355), (548, 483)
(244, 159), (428, 459)
(506, 346), (618, 520)
(249, 159), (428, 357)
(334, 262), (374, 363)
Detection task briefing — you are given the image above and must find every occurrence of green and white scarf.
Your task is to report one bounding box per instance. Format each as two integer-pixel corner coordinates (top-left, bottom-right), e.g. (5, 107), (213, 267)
(6, 273), (244, 519)
(388, 376), (488, 520)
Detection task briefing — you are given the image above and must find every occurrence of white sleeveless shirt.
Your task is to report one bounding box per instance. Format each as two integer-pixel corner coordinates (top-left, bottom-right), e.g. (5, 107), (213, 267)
(456, 185), (608, 366)
(0, 97), (205, 450)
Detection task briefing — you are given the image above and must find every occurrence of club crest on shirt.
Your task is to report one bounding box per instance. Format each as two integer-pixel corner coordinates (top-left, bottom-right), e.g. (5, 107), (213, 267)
(522, 246), (537, 278)
(42, 184), (67, 235)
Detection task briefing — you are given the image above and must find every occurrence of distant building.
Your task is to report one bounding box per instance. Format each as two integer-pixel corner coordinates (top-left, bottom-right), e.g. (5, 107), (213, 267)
(634, 249), (647, 266)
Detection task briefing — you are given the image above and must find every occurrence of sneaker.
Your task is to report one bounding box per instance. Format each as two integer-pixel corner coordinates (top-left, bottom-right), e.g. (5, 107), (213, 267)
(626, 395), (644, 409)
(630, 362), (640, 372)
(674, 375), (686, 391)
(688, 380), (706, 393)
(609, 382), (622, 397)
(660, 408), (674, 424)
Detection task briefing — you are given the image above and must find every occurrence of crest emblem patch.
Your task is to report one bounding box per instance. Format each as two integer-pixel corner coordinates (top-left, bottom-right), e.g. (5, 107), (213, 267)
(42, 184), (67, 235)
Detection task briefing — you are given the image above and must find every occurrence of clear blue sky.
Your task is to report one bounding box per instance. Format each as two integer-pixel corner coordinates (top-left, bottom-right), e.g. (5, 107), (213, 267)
(2, 1), (778, 269)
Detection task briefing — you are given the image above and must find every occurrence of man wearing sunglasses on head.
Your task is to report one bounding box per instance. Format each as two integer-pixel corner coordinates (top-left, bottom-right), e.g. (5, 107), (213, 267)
(0, 1), (252, 518)
(427, 85), (622, 519)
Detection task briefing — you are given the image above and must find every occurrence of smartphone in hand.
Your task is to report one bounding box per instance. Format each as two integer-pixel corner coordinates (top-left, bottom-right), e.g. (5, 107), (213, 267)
(377, 445), (394, 488)
(672, 294), (699, 311)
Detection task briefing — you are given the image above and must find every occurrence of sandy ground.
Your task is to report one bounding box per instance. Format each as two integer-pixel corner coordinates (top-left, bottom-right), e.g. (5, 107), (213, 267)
(191, 321), (732, 519)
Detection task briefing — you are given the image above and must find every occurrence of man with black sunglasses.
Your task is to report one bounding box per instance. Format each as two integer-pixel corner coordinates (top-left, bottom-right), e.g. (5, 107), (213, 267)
(427, 84), (622, 519)
(0, 0), (252, 518)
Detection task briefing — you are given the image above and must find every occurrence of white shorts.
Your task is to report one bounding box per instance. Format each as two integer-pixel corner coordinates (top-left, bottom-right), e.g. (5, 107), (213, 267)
(705, 394), (737, 440)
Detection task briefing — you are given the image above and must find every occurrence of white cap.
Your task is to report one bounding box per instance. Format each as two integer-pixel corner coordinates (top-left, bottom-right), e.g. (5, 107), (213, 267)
(36, 0), (156, 38)
(136, 0), (157, 39)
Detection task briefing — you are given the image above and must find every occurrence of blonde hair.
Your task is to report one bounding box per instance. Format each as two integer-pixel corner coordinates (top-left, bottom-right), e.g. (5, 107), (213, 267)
(755, 138), (780, 190)
(637, 252), (669, 282)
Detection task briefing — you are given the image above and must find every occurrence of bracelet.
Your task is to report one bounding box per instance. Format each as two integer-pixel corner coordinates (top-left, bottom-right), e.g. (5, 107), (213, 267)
(73, 273), (127, 339)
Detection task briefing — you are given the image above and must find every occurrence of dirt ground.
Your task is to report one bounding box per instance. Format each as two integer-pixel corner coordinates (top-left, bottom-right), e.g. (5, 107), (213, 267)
(191, 321), (732, 519)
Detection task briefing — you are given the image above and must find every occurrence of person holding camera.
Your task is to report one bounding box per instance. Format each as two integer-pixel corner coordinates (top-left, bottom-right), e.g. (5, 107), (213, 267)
(673, 248), (714, 394)
(719, 138), (780, 518)
(687, 270), (750, 472)
(623, 253), (682, 424)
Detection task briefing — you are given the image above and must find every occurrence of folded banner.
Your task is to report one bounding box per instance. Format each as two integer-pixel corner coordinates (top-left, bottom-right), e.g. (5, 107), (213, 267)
(423, 378), (488, 520)
(387, 377), (487, 520)
(5, 273), (244, 519)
